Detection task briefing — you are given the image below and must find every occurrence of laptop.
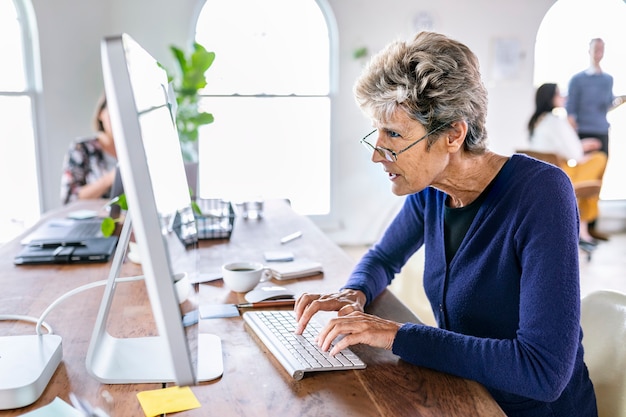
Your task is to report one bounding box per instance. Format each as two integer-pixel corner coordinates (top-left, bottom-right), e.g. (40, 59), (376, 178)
(19, 163), (125, 246)
(15, 213), (118, 265)
(13, 236), (118, 265)
(19, 216), (105, 244)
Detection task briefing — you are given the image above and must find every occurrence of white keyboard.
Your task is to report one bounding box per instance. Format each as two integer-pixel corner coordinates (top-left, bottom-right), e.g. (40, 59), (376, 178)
(243, 310), (366, 380)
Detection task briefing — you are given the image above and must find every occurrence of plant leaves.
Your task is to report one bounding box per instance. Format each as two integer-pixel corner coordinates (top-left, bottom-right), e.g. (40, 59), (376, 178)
(170, 45), (188, 73)
(101, 217), (116, 237)
(191, 201), (203, 216)
(195, 112), (214, 125)
(116, 193), (128, 211)
(163, 42), (215, 162)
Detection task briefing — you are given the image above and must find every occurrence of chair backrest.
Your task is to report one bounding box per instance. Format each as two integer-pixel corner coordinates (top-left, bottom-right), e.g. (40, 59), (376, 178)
(515, 149), (565, 167)
(516, 149), (602, 199)
(573, 180), (603, 199)
(580, 290), (626, 417)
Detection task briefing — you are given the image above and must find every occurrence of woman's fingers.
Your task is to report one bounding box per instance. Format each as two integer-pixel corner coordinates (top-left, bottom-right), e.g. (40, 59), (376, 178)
(315, 312), (401, 356)
(294, 290), (366, 334)
(294, 292), (320, 320)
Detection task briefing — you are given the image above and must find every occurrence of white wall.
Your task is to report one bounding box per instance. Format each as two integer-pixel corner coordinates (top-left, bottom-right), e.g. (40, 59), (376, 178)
(318, 0), (555, 244)
(30, 0), (555, 246)
(31, 0), (200, 214)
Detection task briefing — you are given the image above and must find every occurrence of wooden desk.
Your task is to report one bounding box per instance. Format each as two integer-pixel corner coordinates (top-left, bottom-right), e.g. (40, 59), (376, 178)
(0, 200), (504, 416)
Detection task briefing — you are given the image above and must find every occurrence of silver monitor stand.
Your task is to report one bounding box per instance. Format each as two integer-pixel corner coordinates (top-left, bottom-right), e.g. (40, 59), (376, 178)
(85, 213), (223, 384)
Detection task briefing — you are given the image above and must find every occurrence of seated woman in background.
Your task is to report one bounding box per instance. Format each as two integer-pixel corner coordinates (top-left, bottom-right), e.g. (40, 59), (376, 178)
(527, 82), (607, 246)
(60, 95), (117, 204)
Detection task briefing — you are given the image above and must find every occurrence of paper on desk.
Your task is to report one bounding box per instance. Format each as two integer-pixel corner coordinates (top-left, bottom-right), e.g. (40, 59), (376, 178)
(67, 209), (98, 220)
(18, 397), (84, 417)
(136, 386), (201, 417)
(267, 258), (323, 280)
(199, 303), (240, 319)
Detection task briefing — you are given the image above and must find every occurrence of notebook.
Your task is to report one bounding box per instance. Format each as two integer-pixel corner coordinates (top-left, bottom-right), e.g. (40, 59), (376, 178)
(15, 217), (118, 265)
(266, 259), (323, 280)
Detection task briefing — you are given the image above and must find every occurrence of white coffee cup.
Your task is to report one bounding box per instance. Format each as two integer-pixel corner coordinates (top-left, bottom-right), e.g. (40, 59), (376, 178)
(221, 261), (266, 293)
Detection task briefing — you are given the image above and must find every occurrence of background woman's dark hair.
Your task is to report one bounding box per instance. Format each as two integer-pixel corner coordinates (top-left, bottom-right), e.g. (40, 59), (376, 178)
(528, 83), (557, 136)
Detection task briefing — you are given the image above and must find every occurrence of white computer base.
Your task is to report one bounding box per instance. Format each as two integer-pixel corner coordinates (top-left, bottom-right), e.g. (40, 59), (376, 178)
(86, 332), (223, 383)
(85, 214), (224, 385)
(0, 334), (62, 410)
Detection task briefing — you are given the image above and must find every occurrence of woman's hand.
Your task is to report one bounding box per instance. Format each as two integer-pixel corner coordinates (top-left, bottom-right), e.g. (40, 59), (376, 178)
(77, 168), (117, 200)
(316, 311), (402, 356)
(294, 289), (367, 334)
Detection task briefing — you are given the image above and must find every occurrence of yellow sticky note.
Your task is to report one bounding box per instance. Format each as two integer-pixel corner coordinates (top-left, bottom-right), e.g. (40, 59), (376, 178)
(136, 386), (201, 417)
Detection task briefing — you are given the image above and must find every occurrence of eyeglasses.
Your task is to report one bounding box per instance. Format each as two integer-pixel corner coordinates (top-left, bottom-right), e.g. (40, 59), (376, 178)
(360, 124), (448, 162)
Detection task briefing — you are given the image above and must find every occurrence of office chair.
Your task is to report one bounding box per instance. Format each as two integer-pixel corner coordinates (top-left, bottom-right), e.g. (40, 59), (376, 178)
(580, 290), (626, 417)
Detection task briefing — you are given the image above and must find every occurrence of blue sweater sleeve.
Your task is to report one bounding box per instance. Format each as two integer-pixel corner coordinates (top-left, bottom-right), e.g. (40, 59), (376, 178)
(342, 195), (425, 303)
(345, 155), (585, 405)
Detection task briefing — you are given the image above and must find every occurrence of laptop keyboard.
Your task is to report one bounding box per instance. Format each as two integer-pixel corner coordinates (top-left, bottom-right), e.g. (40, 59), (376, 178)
(243, 310), (366, 380)
(71, 220), (103, 238)
(21, 218), (104, 245)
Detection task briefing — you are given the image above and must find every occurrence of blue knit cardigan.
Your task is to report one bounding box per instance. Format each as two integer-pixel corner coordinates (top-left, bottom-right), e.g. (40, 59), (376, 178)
(344, 154), (597, 417)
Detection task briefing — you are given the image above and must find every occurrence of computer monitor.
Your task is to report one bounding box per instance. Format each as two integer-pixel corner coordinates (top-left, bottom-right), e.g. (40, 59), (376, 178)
(86, 33), (223, 385)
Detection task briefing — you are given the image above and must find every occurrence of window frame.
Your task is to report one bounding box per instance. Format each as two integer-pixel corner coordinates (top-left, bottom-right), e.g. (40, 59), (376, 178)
(192, 0), (338, 216)
(0, 0), (42, 242)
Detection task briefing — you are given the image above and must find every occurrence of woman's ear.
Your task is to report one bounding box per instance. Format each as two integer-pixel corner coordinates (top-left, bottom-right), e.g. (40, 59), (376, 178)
(446, 121), (468, 150)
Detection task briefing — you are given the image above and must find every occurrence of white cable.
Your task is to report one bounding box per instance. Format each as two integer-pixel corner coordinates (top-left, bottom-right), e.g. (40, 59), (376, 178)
(2, 275), (145, 336)
(0, 314), (54, 334)
(31, 275), (144, 335)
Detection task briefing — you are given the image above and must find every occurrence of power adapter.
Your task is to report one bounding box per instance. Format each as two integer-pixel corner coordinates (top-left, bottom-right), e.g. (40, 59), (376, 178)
(0, 334), (62, 410)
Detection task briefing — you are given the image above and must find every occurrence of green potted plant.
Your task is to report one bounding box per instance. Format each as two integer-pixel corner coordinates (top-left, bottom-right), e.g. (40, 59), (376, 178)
(167, 42), (216, 162)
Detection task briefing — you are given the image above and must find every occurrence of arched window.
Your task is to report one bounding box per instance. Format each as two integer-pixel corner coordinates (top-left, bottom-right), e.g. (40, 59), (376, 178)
(534, 0), (626, 200)
(0, 0), (40, 242)
(194, 0), (334, 215)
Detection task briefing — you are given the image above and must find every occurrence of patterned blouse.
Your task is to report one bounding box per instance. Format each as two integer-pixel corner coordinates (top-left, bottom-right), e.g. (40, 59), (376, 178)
(60, 136), (117, 204)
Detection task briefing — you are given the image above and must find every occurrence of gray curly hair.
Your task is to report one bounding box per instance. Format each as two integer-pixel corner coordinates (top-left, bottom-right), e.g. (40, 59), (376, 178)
(353, 31), (488, 154)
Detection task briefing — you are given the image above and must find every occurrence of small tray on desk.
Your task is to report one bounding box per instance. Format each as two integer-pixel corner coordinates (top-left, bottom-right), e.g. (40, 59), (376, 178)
(194, 199), (235, 240)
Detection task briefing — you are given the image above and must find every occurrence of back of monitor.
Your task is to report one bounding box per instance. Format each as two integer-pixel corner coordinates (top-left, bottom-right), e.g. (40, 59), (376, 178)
(86, 33), (222, 385)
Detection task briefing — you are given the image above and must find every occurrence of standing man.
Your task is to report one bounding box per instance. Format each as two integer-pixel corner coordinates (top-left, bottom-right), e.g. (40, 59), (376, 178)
(566, 37), (625, 241)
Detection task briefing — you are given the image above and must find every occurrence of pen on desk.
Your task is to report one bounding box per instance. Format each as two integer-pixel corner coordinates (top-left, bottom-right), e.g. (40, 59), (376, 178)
(280, 231), (302, 244)
(237, 299), (296, 308)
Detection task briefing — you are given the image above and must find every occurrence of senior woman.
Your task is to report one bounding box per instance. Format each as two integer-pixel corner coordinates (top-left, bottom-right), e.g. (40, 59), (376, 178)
(295, 32), (597, 417)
